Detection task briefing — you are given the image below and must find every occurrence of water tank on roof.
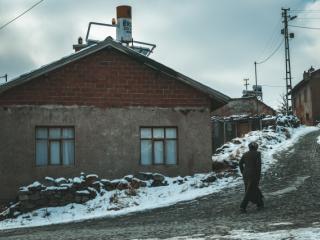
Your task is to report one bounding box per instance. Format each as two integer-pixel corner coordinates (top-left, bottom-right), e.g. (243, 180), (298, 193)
(116, 5), (132, 43)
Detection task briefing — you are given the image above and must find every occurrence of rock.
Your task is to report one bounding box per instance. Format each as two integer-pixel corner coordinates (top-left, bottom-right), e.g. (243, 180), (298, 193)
(87, 187), (98, 198)
(91, 181), (102, 192)
(212, 161), (232, 172)
(18, 194), (30, 201)
(28, 181), (45, 192)
(152, 173), (165, 182)
(151, 180), (168, 187)
(44, 177), (57, 187)
(130, 178), (146, 189)
(85, 174), (99, 186)
(21, 201), (36, 210)
(29, 192), (41, 201)
(232, 139), (242, 144)
(201, 174), (217, 183)
(135, 172), (154, 181)
(101, 180), (116, 191)
(55, 177), (68, 185)
(124, 175), (134, 182)
(116, 180), (129, 190)
(75, 195), (82, 204)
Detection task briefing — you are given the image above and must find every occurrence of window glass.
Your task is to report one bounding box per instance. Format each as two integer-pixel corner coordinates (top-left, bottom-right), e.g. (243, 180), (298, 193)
(36, 128), (48, 139)
(50, 141), (60, 165)
(49, 128), (61, 139)
(62, 128), (74, 138)
(154, 141), (164, 164)
(153, 128), (164, 138)
(165, 128), (177, 138)
(166, 140), (177, 165)
(141, 140), (152, 165)
(36, 140), (48, 166)
(62, 140), (74, 165)
(141, 128), (152, 138)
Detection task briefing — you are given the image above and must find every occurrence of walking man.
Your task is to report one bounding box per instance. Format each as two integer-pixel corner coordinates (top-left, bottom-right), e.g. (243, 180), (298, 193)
(239, 142), (264, 213)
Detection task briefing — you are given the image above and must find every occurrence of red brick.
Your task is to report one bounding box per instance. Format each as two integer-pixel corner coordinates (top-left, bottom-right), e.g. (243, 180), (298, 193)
(0, 49), (211, 108)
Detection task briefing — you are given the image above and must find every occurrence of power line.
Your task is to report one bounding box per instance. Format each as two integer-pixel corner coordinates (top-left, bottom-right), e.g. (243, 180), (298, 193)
(0, 0), (44, 31)
(261, 84), (285, 88)
(289, 24), (320, 30)
(291, 9), (320, 12)
(256, 39), (284, 65)
(256, 17), (282, 62)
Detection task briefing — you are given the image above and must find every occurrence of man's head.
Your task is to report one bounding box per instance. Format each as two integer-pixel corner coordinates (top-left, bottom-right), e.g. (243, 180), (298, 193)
(248, 142), (258, 151)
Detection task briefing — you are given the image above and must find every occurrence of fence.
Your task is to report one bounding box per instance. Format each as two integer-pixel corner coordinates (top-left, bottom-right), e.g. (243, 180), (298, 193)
(212, 116), (271, 152)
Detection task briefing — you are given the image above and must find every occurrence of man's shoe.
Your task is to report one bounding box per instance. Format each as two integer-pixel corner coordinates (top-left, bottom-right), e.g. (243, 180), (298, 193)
(240, 208), (247, 214)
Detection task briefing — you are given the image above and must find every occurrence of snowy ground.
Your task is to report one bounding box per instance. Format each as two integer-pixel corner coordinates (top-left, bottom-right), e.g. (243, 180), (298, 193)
(142, 226), (320, 240)
(0, 125), (318, 230)
(317, 135), (320, 144)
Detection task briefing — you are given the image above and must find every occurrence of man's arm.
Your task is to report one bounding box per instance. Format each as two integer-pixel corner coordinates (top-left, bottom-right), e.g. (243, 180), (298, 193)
(239, 155), (245, 175)
(256, 152), (262, 181)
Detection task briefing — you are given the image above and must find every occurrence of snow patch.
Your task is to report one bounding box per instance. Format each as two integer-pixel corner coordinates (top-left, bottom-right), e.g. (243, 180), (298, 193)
(141, 227), (320, 240)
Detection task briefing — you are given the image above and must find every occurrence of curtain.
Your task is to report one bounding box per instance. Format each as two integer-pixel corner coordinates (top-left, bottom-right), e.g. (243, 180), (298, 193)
(62, 140), (74, 165)
(36, 140), (48, 166)
(141, 140), (152, 165)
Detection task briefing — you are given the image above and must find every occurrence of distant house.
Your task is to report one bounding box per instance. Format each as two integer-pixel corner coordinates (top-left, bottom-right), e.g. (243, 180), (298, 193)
(212, 96), (276, 117)
(0, 37), (229, 202)
(211, 97), (276, 150)
(292, 67), (320, 125)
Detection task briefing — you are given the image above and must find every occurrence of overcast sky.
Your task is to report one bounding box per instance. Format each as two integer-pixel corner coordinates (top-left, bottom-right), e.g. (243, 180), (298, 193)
(1, 0), (320, 108)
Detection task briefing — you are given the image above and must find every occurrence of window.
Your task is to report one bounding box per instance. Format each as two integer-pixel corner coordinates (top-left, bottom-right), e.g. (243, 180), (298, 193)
(36, 127), (75, 166)
(140, 127), (178, 165)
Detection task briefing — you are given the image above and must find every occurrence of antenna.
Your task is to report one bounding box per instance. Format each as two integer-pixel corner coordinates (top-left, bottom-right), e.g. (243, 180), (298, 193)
(243, 78), (249, 91)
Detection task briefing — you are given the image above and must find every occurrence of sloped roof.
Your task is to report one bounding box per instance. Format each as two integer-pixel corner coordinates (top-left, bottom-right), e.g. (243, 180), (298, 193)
(291, 68), (320, 94)
(0, 37), (230, 104)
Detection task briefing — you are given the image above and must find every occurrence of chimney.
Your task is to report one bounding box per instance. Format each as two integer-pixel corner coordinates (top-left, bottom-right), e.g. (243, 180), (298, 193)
(116, 5), (132, 43)
(73, 36), (88, 52)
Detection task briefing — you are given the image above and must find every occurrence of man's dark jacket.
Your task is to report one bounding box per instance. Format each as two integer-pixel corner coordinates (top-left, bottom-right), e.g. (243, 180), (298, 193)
(239, 150), (263, 207)
(239, 150), (261, 182)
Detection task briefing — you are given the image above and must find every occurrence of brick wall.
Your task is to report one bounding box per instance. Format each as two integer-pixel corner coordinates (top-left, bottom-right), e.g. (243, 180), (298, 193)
(0, 48), (211, 108)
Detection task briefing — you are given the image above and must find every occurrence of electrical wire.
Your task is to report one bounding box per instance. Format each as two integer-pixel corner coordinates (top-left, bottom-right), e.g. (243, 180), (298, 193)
(261, 84), (285, 88)
(256, 39), (284, 65)
(289, 24), (320, 30)
(256, 17), (282, 63)
(0, 0), (44, 31)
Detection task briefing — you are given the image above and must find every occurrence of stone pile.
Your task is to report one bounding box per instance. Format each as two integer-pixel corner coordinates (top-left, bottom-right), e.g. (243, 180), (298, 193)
(0, 172), (168, 220)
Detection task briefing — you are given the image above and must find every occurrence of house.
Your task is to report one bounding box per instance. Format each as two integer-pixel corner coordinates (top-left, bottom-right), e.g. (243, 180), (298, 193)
(211, 97), (276, 150)
(212, 96), (276, 117)
(0, 37), (229, 202)
(292, 67), (320, 125)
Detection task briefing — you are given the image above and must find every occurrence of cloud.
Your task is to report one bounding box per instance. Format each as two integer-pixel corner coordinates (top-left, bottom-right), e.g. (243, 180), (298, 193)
(0, 0), (317, 108)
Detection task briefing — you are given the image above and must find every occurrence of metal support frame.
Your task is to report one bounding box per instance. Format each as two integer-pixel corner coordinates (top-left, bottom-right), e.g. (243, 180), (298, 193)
(84, 22), (156, 56)
(85, 22), (117, 43)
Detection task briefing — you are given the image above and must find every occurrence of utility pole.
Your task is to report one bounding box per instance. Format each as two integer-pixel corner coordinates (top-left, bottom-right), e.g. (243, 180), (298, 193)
(254, 61), (258, 91)
(243, 78), (249, 91)
(281, 8), (296, 115)
(0, 74), (7, 83)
